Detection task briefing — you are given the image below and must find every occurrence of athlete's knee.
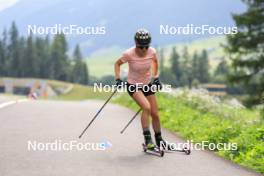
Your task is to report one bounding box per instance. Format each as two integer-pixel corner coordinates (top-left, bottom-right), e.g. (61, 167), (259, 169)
(142, 103), (151, 113)
(151, 111), (159, 119)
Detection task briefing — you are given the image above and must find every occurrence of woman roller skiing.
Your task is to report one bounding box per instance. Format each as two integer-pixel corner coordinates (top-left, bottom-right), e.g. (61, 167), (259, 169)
(114, 29), (173, 151)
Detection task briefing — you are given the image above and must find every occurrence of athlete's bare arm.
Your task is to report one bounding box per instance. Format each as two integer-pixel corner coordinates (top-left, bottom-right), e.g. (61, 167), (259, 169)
(114, 58), (124, 80)
(152, 54), (159, 78)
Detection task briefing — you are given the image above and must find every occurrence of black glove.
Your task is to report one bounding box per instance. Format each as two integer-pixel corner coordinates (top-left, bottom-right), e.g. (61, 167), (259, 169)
(152, 77), (162, 90)
(115, 78), (123, 87)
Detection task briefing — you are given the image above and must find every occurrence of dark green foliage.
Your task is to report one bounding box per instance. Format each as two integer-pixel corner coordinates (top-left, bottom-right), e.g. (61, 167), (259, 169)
(198, 49), (210, 83)
(0, 21), (89, 84)
(72, 44), (89, 84)
(158, 46), (210, 88)
(7, 22), (20, 77)
(170, 47), (181, 86)
(114, 92), (263, 173)
(226, 0), (264, 106)
(181, 46), (192, 88)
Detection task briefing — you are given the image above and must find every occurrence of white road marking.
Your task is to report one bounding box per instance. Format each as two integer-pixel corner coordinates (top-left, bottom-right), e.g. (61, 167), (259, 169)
(0, 98), (29, 109)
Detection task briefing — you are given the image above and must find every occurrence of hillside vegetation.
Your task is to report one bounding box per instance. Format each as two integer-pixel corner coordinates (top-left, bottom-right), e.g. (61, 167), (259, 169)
(86, 36), (226, 77)
(112, 90), (264, 173)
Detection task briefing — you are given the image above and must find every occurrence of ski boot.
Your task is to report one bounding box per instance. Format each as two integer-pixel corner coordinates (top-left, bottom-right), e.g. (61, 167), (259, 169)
(143, 130), (155, 150)
(155, 132), (191, 155)
(142, 130), (164, 157)
(155, 132), (174, 150)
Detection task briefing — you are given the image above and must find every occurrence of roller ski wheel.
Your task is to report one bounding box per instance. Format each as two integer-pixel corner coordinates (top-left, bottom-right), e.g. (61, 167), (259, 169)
(142, 143), (164, 157)
(160, 142), (191, 155)
(182, 146), (191, 155)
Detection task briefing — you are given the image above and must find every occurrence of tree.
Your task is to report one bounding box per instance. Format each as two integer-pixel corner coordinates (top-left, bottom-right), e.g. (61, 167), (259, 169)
(198, 49), (210, 83)
(0, 29), (8, 76)
(72, 44), (89, 84)
(191, 51), (199, 83)
(23, 33), (38, 77)
(158, 47), (166, 82)
(212, 59), (230, 83)
(7, 21), (20, 77)
(17, 37), (26, 77)
(82, 63), (89, 84)
(100, 75), (115, 85)
(1, 21), (89, 85)
(50, 34), (69, 81)
(181, 46), (192, 88)
(215, 59), (229, 76)
(226, 0), (264, 106)
(170, 47), (181, 86)
(160, 67), (176, 86)
(0, 42), (5, 76)
(35, 36), (50, 78)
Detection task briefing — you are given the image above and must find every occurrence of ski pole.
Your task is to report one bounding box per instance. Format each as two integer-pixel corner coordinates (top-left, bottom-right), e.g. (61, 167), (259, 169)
(120, 108), (141, 134)
(79, 89), (117, 138)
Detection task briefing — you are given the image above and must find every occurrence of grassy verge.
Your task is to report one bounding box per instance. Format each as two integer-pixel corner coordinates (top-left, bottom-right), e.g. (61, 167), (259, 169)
(0, 77), (111, 101)
(52, 84), (111, 101)
(112, 91), (264, 174)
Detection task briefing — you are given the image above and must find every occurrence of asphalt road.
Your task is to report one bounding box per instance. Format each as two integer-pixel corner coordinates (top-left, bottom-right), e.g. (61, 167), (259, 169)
(0, 98), (261, 176)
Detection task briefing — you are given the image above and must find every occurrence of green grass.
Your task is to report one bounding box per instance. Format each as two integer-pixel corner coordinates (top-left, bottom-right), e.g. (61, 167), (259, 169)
(112, 91), (264, 174)
(45, 79), (111, 101)
(86, 46), (126, 77)
(0, 77), (111, 101)
(40, 79), (112, 101)
(53, 84), (111, 101)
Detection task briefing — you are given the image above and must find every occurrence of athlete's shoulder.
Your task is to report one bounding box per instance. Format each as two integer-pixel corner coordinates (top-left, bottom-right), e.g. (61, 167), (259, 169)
(148, 47), (157, 56)
(123, 46), (136, 55)
(121, 46), (135, 62)
(148, 47), (156, 54)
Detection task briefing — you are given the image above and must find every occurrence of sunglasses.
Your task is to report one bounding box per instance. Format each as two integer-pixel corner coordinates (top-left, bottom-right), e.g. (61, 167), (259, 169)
(137, 45), (149, 50)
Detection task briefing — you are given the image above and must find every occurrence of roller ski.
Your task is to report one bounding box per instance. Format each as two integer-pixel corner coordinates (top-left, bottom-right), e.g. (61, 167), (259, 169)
(162, 142), (191, 155)
(155, 132), (191, 155)
(142, 130), (164, 157)
(180, 146), (191, 155)
(142, 142), (164, 157)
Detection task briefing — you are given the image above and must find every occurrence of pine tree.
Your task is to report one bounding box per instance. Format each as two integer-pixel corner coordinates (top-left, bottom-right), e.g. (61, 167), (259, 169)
(1, 21), (89, 84)
(44, 36), (52, 78)
(17, 37), (26, 77)
(198, 49), (210, 83)
(72, 44), (83, 83)
(191, 51), (200, 84)
(72, 44), (88, 84)
(170, 47), (181, 86)
(82, 63), (89, 84)
(23, 33), (38, 77)
(213, 59), (230, 83)
(0, 42), (4, 76)
(0, 29), (7, 76)
(50, 34), (69, 81)
(158, 47), (165, 77)
(35, 37), (50, 78)
(226, 0), (264, 105)
(215, 59), (229, 76)
(8, 21), (20, 77)
(181, 46), (192, 88)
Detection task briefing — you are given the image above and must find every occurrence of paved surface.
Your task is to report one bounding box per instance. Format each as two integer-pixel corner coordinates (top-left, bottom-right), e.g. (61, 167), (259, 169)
(0, 95), (13, 104)
(0, 98), (261, 176)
